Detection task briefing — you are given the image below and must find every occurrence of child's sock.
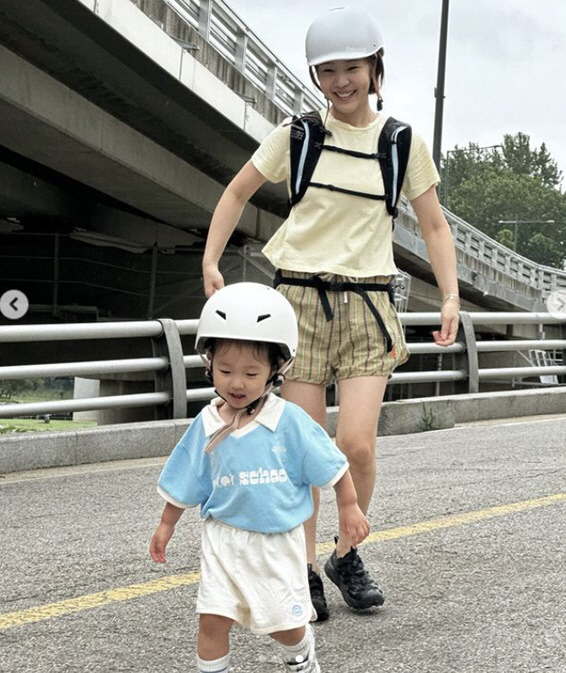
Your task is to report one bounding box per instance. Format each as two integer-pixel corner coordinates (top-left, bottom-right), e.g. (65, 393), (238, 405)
(197, 652), (230, 673)
(279, 624), (315, 663)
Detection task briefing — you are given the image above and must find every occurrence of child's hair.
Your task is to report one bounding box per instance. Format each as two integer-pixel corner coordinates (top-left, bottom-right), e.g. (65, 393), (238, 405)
(206, 338), (284, 371)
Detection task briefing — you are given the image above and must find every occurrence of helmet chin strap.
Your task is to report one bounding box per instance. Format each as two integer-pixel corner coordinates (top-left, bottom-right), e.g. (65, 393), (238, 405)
(204, 367), (288, 453)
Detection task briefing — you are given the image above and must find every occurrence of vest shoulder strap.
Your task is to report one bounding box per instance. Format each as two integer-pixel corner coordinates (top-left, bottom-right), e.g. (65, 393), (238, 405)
(378, 116), (412, 218)
(288, 111), (412, 219)
(288, 111), (327, 207)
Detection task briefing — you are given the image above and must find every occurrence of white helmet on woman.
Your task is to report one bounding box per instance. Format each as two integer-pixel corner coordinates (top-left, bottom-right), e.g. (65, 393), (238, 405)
(305, 6), (384, 66)
(196, 282), (298, 367)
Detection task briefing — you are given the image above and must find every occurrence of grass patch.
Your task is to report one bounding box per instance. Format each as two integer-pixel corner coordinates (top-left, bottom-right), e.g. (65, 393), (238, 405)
(0, 418), (97, 434)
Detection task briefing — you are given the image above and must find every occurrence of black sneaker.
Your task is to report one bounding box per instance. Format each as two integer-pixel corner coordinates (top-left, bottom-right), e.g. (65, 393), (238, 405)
(307, 564), (329, 622)
(324, 547), (385, 610)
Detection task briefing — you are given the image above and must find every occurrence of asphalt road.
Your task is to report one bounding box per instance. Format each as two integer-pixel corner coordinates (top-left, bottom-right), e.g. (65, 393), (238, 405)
(1, 415), (565, 673)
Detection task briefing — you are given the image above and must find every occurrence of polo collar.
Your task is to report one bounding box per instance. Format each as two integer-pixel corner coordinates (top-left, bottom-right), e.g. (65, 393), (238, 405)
(201, 393), (285, 437)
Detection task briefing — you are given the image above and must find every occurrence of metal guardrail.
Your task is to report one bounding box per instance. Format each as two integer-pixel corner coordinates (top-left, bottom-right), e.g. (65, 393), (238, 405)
(441, 208), (566, 294)
(0, 312), (564, 421)
(162, 0), (322, 115)
(397, 198), (566, 297)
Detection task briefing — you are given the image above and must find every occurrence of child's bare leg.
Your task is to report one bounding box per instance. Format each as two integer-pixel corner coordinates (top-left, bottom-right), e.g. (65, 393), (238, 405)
(197, 614), (233, 671)
(270, 625), (306, 646)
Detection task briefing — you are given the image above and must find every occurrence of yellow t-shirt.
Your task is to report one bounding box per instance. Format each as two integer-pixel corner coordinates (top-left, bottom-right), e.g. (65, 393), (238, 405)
(252, 111), (439, 277)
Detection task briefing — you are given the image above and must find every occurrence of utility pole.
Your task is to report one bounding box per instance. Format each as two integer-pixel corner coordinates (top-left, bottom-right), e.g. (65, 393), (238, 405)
(432, 0), (450, 169)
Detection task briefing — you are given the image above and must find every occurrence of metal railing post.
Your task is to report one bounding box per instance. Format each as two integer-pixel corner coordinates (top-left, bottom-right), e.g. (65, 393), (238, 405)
(147, 245), (158, 319)
(455, 310), (479, 393)
(152, 319), (187, 419)
(234, 29), (247, 72)
(293, 89), (304, 114)
(265, 62), (276, 99)
(52, 233), (60, 318)
(197, 0), (212, 41)
(560, 321), (566, 385)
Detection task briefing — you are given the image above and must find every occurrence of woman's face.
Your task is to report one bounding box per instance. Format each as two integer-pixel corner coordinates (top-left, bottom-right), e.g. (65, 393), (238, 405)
(316, 59), (373, 120)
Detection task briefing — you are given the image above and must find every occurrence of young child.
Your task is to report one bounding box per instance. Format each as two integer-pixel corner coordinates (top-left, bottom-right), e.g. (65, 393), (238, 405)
(150, 282), (369, 673)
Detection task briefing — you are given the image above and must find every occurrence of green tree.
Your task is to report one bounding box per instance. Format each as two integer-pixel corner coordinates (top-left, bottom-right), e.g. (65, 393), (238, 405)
(441, 133), (566, 268)
(0, 379), (41, 398)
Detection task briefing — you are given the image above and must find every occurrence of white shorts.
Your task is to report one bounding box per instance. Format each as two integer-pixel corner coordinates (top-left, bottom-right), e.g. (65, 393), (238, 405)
(196, 518), (315, 634)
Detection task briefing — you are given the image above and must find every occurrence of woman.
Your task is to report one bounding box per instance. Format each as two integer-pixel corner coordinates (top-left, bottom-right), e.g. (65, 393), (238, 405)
(202, 6), (460, 621)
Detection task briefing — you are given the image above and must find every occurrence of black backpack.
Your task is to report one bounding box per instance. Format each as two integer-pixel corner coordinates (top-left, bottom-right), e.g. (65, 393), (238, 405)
(288, 111), (412, 221)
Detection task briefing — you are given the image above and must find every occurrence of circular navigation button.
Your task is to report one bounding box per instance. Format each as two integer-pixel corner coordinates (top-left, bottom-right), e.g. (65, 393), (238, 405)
(0, 289), (30, 320)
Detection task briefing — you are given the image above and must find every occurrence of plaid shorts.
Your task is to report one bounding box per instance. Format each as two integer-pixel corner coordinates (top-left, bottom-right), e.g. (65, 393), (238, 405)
(276, 271), (409, 385)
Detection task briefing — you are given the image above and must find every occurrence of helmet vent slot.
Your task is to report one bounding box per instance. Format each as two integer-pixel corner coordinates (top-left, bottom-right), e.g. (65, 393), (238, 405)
(257, 314), (271, 322)
(215, 310), (227, 320)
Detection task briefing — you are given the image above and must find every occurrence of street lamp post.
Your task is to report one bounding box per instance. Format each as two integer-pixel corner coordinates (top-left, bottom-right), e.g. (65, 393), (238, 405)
(432, 0), (450, 169)
(497, 219), (556, 252)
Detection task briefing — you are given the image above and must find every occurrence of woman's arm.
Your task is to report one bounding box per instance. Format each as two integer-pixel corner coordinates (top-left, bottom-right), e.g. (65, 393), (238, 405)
(411, 185), (460, 346)
(202, 160), (267, 297)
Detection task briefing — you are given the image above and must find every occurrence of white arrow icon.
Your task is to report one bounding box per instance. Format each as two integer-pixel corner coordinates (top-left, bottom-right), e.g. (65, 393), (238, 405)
(546, 290), (566, 321)
(0, 290), (29, 320)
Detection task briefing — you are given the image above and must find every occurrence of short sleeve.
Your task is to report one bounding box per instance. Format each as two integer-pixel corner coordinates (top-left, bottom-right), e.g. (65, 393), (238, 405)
(300, 420), (348, 490)
(402, 130), (440, 202)
(251, 119), (291, 184)
(157, 420), (211, 508)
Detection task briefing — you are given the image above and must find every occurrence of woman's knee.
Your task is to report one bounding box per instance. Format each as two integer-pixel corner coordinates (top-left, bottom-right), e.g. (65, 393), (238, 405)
(338, 436), (376, 468)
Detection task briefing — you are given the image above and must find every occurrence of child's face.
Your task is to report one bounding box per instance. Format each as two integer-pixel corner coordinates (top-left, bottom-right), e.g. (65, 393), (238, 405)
(211, 341), (273, 411)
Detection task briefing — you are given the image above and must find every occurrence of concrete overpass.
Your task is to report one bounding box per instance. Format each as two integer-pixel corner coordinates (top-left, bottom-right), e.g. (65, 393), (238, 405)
(0, 0), (565, 326)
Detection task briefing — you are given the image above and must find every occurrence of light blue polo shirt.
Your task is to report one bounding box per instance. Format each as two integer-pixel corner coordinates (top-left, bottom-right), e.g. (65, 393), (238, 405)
(157, 394), (348, 534)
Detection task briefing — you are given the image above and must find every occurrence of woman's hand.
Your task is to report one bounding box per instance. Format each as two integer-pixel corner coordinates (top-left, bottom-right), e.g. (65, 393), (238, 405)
(203, 263), (225, 298)
(432, 296), (460, 346)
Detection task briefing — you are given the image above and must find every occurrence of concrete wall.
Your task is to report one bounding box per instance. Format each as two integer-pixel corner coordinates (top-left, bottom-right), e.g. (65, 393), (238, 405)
(1, 388), (564, 474)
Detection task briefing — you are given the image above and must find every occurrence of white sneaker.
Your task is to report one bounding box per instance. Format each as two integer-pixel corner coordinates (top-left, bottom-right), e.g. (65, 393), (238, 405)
(284, 654), (321, 673)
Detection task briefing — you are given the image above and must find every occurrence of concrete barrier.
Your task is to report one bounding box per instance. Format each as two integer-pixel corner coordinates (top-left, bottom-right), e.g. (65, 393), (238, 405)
(1, 388), (564, 474)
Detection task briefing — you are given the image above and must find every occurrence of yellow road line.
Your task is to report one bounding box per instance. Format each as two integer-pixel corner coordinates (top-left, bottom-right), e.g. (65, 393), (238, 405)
(317, 492), (566, 553)
(0, 572), (200, 631)
(1, 493), (564, 631)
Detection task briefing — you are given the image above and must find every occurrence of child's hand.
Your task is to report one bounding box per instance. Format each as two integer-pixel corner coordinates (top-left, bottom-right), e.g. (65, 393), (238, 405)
(149, 522), (175, 563)
(339, 504), (370, 547)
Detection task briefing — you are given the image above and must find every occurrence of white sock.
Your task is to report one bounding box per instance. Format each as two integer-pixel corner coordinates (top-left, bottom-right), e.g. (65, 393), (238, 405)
(197, 652), (230, 673)
(280, 624), (314, 662)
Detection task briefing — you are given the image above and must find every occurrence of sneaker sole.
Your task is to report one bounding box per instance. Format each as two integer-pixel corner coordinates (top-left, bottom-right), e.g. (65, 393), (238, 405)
(324, 560), (385, 610)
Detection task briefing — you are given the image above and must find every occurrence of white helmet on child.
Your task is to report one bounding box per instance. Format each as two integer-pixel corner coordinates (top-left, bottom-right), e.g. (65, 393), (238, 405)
(196, 282), (298, 367)
(305, 6), (384, 66)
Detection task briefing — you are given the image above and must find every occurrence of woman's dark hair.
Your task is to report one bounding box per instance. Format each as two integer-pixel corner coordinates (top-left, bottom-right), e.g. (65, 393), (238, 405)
(367, 52), (385, 95)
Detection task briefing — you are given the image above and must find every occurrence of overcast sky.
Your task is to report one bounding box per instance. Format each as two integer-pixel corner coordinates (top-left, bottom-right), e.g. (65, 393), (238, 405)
(226, 0), (566, 182)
